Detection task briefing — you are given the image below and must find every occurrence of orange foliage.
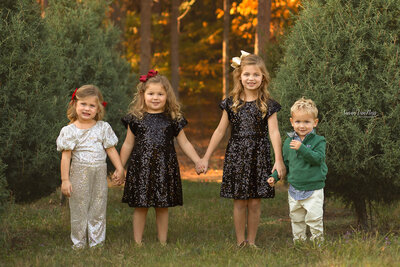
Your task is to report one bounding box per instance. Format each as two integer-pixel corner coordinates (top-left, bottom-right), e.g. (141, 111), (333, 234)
(230, 0), (301, 40)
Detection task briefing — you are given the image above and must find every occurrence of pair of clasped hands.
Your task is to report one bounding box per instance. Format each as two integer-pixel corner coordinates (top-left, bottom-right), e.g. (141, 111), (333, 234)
(194, 158), (209, 175)
(110, 158), (210, 185)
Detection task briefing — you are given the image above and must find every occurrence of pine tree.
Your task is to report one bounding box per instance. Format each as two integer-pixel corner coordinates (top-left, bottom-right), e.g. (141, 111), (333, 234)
(273, 0), (400, 228)
(45, 0), (134, 140)
(0, 0), (63, 202)
(0, 0), (133, 202)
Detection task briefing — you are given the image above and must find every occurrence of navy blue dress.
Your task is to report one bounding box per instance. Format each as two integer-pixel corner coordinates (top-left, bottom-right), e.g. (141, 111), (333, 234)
(220, 97), (281, 199)
(121, 112), (187, 207)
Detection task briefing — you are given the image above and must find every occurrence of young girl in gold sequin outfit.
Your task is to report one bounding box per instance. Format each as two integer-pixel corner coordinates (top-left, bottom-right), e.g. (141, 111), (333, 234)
(198, 52), (286, 248)
(57, 85), (124, 249)
(114, 71), (202, 246)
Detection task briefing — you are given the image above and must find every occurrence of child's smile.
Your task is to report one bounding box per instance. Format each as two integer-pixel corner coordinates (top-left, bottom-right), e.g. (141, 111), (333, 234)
(290, 111), (318, 140)
(240, 65), (263, 93)
(144, 83), (167, 113)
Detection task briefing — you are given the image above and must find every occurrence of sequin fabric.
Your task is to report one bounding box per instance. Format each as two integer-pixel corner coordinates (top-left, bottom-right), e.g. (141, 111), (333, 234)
(121, 112), (187, 208)
(219, 97), (281, 199)
(69, 161), (107, 248)
(56, 121), (118, 163)
(56, 121), (118, 248)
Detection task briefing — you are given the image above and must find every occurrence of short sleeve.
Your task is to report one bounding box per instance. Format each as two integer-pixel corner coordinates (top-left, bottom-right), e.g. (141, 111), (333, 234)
(56, 126), (76, 151)
(102, 122), (118, 148)
(121, 114), (138, 135)
(267, 99), (281, 118)
(219, 98), (229, 111)
(173, 116), (188, 136)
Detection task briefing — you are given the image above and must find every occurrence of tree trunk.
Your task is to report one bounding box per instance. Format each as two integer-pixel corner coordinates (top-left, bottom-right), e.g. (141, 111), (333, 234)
(40, 0), (48, 18)
(171, 0), (180, 98)
(255, 0), (271, 57)
(139, 0), (152, 75)
(353, 198), (369, 230)
(222, 0), (230, 98)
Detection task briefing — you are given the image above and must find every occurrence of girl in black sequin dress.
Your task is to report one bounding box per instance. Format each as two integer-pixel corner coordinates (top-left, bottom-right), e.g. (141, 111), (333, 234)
(198, 52), (286, 248)
(114, 71), (202, 245)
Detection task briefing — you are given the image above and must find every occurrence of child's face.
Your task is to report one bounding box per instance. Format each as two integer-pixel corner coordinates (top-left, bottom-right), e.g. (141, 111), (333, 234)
(290, 110), (318, 140)
(240, 65), (263, 93)
(75, 96), (99, 122)
(144, 83), (167, 113)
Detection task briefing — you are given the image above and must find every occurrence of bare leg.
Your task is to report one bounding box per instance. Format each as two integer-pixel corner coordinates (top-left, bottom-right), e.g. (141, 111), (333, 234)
(155, 208), (169, 244)
(133, 208), (148, 245)
(233, 199), (247, 245)
(247, 198), (261, 245)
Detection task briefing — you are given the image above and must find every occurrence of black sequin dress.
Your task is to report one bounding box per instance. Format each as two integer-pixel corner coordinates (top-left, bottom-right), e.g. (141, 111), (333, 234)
(121, 112), (187, 208)
(220, 97), (281, 199)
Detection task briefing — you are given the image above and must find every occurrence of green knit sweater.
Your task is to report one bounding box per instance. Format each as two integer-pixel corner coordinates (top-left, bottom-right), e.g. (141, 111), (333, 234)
(271, 131), (327, 191)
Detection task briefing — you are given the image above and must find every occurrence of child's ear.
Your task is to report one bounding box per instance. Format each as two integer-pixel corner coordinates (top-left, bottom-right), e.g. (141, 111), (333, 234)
(314, 118), (319, 127)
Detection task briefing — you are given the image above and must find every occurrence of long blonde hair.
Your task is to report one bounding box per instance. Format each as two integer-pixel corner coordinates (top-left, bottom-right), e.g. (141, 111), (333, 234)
(129, 74), (182, 119)
(230, 54), (271, 118)
(67, 84), (105, 123)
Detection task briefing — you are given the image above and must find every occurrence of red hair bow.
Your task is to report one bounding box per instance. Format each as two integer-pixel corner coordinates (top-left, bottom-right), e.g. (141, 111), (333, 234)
(139, 69), (158, 83)
(102, 101), (107, 107)
(71, 88), (78, 101)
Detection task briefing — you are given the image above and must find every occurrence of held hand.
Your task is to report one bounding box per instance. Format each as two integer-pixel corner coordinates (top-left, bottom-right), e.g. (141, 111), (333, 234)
(267, 177), (275, 187)
(61, 180), (72, 197)
(195, 160), (206, 175)
(113, 169), (126, 186)
(111, 170), (117, 183)
(117, 168), (126, 185)
(290, 140), (302, 150)
(196, 158), (209, 174)
(271, 160), (286, 180)
(195, 161), (203, 175)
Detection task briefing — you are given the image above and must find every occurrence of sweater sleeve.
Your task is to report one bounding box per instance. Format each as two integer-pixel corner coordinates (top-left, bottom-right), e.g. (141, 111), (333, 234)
(297, 137), (326, 165)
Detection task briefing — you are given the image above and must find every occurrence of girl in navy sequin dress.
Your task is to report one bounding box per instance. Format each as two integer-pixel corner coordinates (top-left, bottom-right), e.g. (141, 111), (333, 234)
(114, 71), (202, 245)
(198, 52), (286, 247)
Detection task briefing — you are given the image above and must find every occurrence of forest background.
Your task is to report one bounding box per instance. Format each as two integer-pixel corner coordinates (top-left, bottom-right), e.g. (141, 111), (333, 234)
(0, 0), (300, 206)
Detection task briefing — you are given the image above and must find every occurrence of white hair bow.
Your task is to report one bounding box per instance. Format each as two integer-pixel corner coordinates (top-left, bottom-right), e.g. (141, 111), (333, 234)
(231, 50), (250, 69)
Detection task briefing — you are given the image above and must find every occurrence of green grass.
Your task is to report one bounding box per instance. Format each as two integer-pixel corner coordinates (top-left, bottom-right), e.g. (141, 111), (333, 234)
(1, 181), (399, 266)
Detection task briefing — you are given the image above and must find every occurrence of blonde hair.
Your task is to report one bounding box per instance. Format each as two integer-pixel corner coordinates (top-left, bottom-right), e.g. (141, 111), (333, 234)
(129, 74), (182, 119)
(230, 54), (271, 118)
(67, 85), (105, 123)
(291, 97), (318, 118)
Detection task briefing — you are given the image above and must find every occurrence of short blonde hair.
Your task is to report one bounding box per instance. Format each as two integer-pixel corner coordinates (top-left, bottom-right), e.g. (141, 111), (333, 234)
(290, 97), (318, 118)
(67, 85), (105, 123)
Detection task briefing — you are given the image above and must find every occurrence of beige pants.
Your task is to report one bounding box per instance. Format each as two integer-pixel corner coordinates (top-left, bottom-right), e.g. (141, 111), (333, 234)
(69, 161), (108, 248)
(288, 188), (324, 242)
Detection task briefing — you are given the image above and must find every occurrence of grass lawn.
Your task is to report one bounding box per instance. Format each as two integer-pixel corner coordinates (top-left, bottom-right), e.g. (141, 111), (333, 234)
(1, 180), (399, 266)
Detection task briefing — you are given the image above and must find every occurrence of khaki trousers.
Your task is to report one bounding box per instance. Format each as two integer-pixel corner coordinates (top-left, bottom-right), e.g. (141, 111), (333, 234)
(288, 188), (324, 241)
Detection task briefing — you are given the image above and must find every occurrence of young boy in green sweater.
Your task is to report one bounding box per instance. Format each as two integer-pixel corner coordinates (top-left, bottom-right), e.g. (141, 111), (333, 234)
(268, 97), (327, 242)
